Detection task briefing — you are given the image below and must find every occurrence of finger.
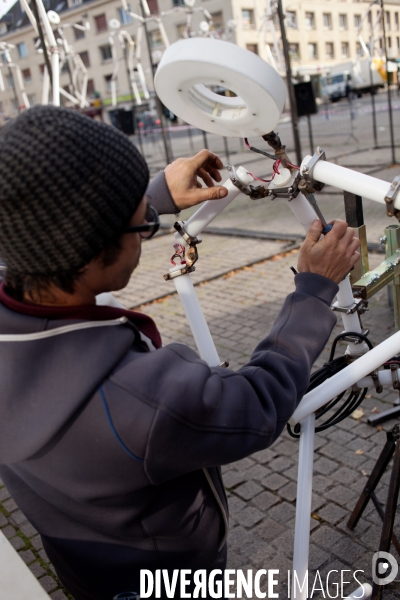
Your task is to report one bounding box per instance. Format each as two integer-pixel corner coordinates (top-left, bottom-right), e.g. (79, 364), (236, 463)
(198, 168), (214, 188)
(191, 150), (224, 173)
(305, 220), (324, 245)
(201, 160), (223, 182)
(187, 186), (228, 203)
(349, 250), (361, 268)
(329, 219), (349, 238)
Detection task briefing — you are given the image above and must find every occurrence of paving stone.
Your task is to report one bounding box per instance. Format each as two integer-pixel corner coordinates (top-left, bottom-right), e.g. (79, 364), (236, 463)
(314, 456), (340, 475)
(243, 464), (271, 482)
(228, 495), (246, 516)
(237, 506), (265, 528)
(268, 502), (296, 524)
(268, 456), (294, 473)
(9, 509), (27, 526)
(312, 474), (332, 494)
(31, 534), (44, 551)
(0, 525), (15, 539)
(50, 591), (69, 600)
(223, 470), (246, 489)
(39, 575), (58, 593)
(18, 549), (36, 564)
(331, 466), (359, 485)
(309, 544), (330, 570)
(254, 518), (286, 542)
(2, 497), (18, 513)
(228, 526), (256, 554)
(19, 522), (38, 538)
(235, 480), (264, 500)
(311, 525), (343, 549)
(0, 488), (11, 501)
(9, 535), (25, 550)
(317, 503), (348, 525)
(251, 490), (280, 513)
(230, 457), (255, 473)
(327, 484), (358, 506)
(0, 512), (10, 527)
(29, 562), (46, 578)
(251, 448), (277, 464)
(279, 482), (297, 503)
(331, 537), (366, 564)
(261, 472), (288, 491)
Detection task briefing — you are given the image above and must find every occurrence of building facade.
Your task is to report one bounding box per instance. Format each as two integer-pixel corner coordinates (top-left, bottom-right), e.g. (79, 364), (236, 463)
(0, 0), (400, 118)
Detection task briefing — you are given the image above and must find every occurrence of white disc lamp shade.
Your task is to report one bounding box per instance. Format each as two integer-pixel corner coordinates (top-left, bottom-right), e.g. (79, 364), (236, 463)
(47, 10), (61, 24)
(154, 38), (287, 138)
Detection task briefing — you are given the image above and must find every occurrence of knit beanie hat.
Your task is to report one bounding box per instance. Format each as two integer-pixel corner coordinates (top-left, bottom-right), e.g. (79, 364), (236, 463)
(0, 105), (149, 276)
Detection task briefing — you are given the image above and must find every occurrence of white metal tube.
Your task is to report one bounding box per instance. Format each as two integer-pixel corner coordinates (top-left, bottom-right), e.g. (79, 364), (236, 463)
(176, 167), (253, 240)
(42, 67), (50, 105)
(301, 155), (394, 208)
(357, 367), (400, 388)
(0, 69), (4, 92)
(287, 191), (320, 232)
(35, 0), (57, 47)
(172, 270), (220, 367)
(292, 414), (315, 600)
(290, 329), (400, 424)
(51, 51), (60, 106)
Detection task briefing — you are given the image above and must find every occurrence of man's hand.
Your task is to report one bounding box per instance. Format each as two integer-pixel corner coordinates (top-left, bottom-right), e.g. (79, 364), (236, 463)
(164, 149), (228, 210)
(297, 219), (360, 284)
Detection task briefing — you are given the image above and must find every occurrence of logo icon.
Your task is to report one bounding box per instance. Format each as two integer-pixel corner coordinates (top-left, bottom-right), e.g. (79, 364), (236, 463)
(372, 551), (398, 585)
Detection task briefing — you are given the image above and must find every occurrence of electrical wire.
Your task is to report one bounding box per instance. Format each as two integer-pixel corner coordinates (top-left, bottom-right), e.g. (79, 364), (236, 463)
(287, 332), (373, 439)
(243, 138), (301, 171)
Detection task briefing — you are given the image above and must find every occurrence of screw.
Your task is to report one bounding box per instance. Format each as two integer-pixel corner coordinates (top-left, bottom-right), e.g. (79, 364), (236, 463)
(380, 236), (387, 244)
(178, 89), (182, 92)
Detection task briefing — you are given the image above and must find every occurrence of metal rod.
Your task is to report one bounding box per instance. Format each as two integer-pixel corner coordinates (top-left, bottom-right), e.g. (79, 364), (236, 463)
(380, 0), (396, 164)
(306, 114), (314, 155)
(277, 0), (302, 166)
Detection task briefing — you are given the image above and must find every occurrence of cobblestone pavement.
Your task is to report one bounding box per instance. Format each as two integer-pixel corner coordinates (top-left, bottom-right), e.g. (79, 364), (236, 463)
(2, 148), (400, 599)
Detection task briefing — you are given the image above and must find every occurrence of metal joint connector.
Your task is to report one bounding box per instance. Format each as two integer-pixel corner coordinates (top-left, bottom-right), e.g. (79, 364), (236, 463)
(298, 147), (326, 194)
(384, 175), (400, 219)
(226, 165), (253, 196)
(331, 297), (368, 315)
(163, 265), (196, 281)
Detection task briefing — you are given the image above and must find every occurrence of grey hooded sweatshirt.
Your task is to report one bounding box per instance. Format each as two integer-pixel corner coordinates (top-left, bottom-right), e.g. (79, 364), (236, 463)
(0, 173), (338, 600)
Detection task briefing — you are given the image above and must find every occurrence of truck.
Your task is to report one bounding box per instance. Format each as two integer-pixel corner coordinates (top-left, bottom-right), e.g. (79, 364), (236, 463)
(323, 57), (386, 102)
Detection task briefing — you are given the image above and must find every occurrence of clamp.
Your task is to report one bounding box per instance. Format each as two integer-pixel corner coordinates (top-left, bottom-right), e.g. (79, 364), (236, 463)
(298, 147), (326, 194)
(384, 175), (400, 220)
(163, 221), (202, 281)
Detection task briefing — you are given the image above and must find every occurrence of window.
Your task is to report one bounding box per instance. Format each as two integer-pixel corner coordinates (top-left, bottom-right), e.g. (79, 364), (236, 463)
(27, 93), (36, 105)
(339, 14), (347, 30)
(354, 14), (361, 29)
(341, 41), (349, 57)
(69, 0), (82, 6)
(6, 73), (14, 88)
(368, 11), (372, 25)
(100, 45), (112, 61)
(289, 43), (300, 60)
(147, 0), (158, 12)
(17, 42), (27, 58)
(386, 11), (391, 29)
(305, 12), (315, 30)
(74, 22), (85, 40)
(323, 13), (332, 29)
(308, 42), (317, 59)
(0, 23), (7, 36)
(173, 0), (184, 5)
(104, 74), (117, 92)
(87, 79), (95, 95)
(325, 42), (334, 58)
(61, 61), (69, 73)
(356, 41), (362, 55)
(118, 6), (132, 24)
(388, 36), (392, 48)
(210, 11), (223, 32)
(95, 14), (107, 33)
(39, 64), (45, 79)
(397, 36), (400, 50)
(242, 9), (255, 29)
(79, 51), (90, 67)
(286, 11), (297, 28)
(149, 29), (163, 48)
(396, 13), (399, 30)
(246, 43), (258, 55)
(22, 68), (31, 83)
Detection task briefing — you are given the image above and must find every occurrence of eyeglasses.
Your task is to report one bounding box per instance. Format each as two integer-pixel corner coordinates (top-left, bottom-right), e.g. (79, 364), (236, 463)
(123, 205), (160, 239)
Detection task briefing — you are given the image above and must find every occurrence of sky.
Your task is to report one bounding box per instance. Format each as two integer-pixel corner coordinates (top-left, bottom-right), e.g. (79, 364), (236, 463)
(0, 0), (18, 19)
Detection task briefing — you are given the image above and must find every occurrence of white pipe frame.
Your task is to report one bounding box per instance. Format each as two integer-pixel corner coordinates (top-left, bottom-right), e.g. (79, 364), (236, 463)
(165, 157), (400, 599)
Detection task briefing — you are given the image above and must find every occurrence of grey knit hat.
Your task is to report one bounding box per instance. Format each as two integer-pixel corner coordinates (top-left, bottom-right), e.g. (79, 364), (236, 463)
(0, 105), (149, 276)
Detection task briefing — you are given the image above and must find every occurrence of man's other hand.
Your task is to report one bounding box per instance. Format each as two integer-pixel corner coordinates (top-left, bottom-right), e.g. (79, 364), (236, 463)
(164, 150), (228, 210)
(297, 219), (360, 284)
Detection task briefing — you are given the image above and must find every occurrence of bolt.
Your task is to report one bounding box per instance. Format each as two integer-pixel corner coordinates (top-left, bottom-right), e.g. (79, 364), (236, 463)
(178, 89), (182, 92)
(380, 236), (387, 244)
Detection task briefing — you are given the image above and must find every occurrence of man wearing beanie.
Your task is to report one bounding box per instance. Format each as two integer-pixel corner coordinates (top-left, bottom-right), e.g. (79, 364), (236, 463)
(0, 105), (360, 600)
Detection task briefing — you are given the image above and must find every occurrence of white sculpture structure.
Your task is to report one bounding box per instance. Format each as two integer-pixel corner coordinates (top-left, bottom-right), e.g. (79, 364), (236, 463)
(155, 36), (400, 599)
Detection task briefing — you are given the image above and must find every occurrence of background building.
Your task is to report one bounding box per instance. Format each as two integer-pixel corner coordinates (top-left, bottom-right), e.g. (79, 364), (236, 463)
(0, 0), (400, 119)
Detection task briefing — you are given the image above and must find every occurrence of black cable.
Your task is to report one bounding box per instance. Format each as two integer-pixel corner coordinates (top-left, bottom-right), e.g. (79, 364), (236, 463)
(243, 138), (277, 161)
(287, 332), (372, 439)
